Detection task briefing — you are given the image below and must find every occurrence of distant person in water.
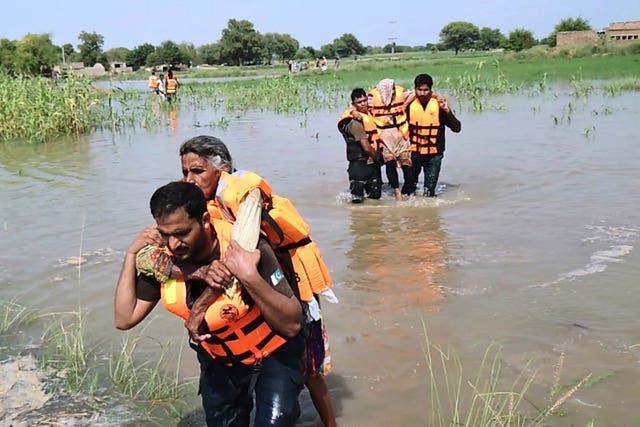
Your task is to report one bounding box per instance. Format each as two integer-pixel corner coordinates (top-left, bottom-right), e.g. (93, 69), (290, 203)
(148, 71), (159, 94)
(157, 73), (166, 100)
(165, 69), (179, 103)
(406, 73), (461, 197)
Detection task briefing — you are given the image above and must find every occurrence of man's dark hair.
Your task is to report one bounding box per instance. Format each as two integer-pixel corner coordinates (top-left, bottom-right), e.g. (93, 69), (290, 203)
(350, 88), (367, 102)
(179, 135), (233, 172)
(150, 181), (207, 221)
(414, 73), (433, 89)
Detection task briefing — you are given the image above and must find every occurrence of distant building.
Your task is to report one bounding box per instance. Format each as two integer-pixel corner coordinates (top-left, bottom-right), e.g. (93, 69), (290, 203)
(557, 30), (601, 47)
(110, 61), (133, 74)
(606, 21), (640, 42)
(556, 20), (640, 47)
(54, 62), (85, 76)
(53, 62), (108, 77)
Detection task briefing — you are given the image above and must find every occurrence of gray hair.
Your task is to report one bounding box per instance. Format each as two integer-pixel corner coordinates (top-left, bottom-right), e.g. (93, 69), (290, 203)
(179, 135), (233, 172)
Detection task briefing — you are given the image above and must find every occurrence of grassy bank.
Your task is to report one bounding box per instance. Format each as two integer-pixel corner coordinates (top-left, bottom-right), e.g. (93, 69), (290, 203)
(109, 43), (640, 84)
(2, 45), (639, 143)
(0, 75), (104, 143)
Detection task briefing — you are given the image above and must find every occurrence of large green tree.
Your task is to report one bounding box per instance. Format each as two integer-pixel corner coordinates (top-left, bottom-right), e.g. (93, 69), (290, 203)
(547, 17), (592, 47)
(178, 42), (197, 66)
(318, 43), (336, 60)
(333, 33), (366, 57)
(218, 19), (263, 66)
(126, 43), (155, 70)
(504, 28), (536, 51)
(0, 38), (17, 73)
(156, 40), (189, 66)
(439, 21), (480, 54)
(13, 33), (59, 75)
(77, 31), (105, 66)
(477, 27), (505, 50)
(197, 43), (221, 65)
(105, 47), (130, 62)
(263, 33), (299, 63)
(294, 46), (316, 60)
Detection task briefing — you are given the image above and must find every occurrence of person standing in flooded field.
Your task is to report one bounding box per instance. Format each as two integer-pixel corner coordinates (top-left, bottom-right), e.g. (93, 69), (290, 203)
(148, 71), (159, 94)
(337, 88), (382, 203)
(368, 78), (414, 200)
(407, 73), (461, 197)
(156, 73), (166, 100)
(178, 136), (338, 426)
(115, 181), (306, 427)
(165, 69), (179, 103)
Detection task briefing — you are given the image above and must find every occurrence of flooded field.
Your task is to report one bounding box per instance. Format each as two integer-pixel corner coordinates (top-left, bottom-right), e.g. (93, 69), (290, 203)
(1, 86), (638, 426)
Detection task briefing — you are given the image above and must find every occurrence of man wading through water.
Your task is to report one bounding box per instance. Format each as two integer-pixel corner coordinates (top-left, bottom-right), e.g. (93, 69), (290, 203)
(115, 181), (305, 426)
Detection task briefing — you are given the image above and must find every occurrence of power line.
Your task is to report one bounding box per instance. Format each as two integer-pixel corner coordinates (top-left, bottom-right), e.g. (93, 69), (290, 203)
(388, 20), (397, 54)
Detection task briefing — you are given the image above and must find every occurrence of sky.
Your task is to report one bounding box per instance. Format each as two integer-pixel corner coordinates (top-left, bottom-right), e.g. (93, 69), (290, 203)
(3, 0), (639, 51)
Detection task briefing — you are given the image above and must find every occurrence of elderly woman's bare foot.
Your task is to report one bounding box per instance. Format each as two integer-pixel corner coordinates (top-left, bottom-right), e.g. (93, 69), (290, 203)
(394, 188), (403, 201)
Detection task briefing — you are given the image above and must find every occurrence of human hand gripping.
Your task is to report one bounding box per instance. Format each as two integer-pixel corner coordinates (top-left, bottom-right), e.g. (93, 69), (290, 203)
(437, 95), (450, 113)
(128, 226), (164, 255)
(185, 260), (233, 291)
(183, 260), (230, 343)
(223, 240), (261, 284)
(349, 105), (364, 121)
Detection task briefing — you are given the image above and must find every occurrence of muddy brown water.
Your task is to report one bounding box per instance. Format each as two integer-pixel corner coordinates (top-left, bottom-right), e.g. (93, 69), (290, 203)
(1, 88), (639, 426)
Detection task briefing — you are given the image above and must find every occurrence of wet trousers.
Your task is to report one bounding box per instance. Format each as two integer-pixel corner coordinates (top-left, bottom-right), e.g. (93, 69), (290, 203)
(347, 160), (381, 201)
(194, 339), (305, 427)
(412, 153), (443, 196)
(384, 161), (414, 195)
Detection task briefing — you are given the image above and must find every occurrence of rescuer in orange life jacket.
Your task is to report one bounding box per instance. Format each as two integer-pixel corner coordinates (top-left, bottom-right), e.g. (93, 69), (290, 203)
(406, 73), (461, 197)
(119, 135), (338, 426)
(337, 87), (382, 203)
(115, 181), (305, 426)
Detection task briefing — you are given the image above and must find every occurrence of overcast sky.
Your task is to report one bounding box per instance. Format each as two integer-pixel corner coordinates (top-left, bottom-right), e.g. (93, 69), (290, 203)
(4, 0), (638, 50)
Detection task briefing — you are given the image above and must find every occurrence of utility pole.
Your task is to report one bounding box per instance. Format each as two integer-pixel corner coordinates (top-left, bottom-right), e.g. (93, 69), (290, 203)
(61, 46), (66, 64)
(388, 20), (397, 55)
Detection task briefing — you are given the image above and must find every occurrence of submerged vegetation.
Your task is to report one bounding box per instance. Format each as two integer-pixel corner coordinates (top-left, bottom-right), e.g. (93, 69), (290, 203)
(0, 301), (197, 425)
(2, 49), (639, 143)
(421, 322), (598, 427)
(1, 299), (604, 425)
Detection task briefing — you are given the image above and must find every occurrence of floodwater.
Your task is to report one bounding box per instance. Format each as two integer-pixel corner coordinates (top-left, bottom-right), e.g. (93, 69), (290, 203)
(1, 86), (639, 426)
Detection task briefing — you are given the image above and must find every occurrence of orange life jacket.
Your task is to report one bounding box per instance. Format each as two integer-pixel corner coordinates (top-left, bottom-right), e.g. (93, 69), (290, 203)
(368, 86), (409, 138)
(209, 171), (332, 302)
(159, 219), (286, 365)
(148, 75), (158, 89)
(337, 108), (380, 160)
(166, 77), (178, 94)
(408, 97), (441, 155)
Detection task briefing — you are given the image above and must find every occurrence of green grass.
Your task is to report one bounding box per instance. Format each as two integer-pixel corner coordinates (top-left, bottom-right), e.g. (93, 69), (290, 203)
(0, 299), (28, 335)
(0, 298), (196, 424)
(109, 329), (187, 402)
(422, 320), (595, 426)
(3, 45), (640, 143)
(0, 74), (105, 143)
(39, 309), (97, 393)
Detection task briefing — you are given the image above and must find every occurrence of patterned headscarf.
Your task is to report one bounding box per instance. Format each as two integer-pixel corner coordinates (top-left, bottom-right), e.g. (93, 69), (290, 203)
(376, 78), (395, 106)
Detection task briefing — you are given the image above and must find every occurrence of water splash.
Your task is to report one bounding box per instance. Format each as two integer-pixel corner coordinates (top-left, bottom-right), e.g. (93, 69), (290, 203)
(536, 225), (637, 288)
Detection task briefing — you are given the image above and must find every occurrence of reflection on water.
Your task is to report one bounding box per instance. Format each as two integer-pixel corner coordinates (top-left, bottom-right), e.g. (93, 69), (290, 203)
(345, 206), (446, 312)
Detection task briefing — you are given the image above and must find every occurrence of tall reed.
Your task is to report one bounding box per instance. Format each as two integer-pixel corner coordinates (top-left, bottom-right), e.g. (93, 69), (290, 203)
(0, 74), (104, 143)
(421, 320), (592, 426)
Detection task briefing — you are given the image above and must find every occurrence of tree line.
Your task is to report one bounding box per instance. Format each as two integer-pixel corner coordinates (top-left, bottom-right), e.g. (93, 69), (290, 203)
(0, 17), (592, 76)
